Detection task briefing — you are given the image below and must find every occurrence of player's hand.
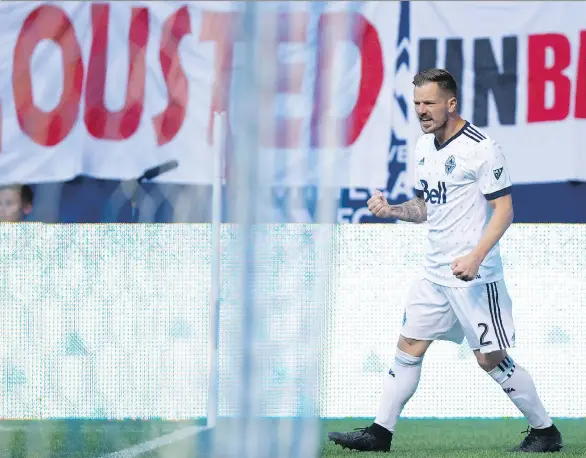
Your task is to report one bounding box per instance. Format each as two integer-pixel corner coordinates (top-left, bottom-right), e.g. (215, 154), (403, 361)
(367, 190), (392, 218)
(451, 252), (482, 282)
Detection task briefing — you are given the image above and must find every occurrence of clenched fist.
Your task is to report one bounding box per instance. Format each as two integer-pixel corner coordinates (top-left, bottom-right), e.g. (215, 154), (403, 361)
(367, 190), (392, 218)
(451, 252), (482, 282)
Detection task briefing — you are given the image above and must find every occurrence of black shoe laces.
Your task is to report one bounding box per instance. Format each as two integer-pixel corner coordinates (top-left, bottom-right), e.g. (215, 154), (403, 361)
(519, 426), (539, 444)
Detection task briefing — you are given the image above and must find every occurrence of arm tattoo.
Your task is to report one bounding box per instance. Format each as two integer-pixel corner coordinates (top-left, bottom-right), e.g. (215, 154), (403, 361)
(389, 197), (427, 223)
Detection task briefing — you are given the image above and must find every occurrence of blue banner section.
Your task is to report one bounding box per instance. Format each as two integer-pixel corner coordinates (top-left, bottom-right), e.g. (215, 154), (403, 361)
(339, 0), (413, 225)
(25, 179), (586, 224)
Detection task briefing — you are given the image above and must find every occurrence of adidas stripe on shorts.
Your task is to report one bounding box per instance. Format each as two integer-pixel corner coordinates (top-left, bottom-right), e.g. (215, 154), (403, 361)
(401, 278), (515, 353)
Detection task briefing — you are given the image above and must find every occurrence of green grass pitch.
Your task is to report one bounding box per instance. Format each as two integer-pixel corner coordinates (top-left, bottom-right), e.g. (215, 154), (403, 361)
(0, 418), (584, 457)
(322, 419), (586, 457)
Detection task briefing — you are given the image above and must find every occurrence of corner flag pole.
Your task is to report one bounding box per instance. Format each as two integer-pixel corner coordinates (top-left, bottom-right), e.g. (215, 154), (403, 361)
(208, 111), (226, 428)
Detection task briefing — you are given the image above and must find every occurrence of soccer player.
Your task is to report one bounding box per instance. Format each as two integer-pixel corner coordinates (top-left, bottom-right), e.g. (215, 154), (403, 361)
(328, 69), (563, 453)
(0, 184), (34, 222)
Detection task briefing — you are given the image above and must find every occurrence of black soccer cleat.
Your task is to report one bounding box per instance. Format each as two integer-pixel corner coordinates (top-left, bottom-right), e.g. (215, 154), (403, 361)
(328, 424), (392, 452)
(510, 424), (563, 453)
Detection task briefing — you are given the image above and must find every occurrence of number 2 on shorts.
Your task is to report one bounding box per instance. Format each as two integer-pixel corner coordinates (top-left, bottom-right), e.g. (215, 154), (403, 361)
(478, 322), (493, 347)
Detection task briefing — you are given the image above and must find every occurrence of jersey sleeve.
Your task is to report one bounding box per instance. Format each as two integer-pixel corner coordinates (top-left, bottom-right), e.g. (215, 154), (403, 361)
(474, 140), (512, 200)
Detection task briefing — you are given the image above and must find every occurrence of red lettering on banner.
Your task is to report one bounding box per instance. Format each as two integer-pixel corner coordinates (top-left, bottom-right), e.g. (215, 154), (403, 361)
(527, 33), (571, 123)
(311, 12), (383, 148)
(152, 6), (191, 146)
(260, 12), (307, 149)
(85, 5), (148, 140)
(200, 12), (239, 144)
(9, 6), (384, 150)
(574, 31), (586, 119)
(13, 5), (84, 146)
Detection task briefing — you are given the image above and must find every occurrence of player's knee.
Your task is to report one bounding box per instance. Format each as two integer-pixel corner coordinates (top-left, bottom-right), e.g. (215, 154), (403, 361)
(398, 335), (431, 357)
(476, 357), (494, 372)
(475, 349), (508, 372)
(403, 337), (423, 348)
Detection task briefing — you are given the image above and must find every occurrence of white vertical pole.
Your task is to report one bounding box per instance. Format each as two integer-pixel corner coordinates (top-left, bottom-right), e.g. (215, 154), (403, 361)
(208, 111), (226, 429)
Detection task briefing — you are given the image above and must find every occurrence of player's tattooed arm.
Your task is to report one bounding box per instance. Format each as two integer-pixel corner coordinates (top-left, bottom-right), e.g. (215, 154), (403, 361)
(388, 196), (427, 223)
(367, 191), (427, 223)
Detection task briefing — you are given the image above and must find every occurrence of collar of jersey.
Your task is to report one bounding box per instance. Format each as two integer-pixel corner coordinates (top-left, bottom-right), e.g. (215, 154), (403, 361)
(434, 121), (470, 151)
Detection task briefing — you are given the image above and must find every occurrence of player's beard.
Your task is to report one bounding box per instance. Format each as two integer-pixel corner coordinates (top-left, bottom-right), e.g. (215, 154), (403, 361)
(419, 114), (447, 134)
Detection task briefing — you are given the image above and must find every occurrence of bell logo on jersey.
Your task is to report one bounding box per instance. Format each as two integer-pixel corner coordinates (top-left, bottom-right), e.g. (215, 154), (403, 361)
(420, 179), (447, 204)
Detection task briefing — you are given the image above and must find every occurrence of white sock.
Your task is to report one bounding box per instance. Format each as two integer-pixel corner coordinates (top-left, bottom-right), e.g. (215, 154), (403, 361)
(488, 356), (553, 429)
(374, 348), (423, 433)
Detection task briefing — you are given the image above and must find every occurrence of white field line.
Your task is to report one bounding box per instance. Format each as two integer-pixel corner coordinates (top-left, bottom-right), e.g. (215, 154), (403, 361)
(0, 425), (23, 431)
(98, 425), (209, 458)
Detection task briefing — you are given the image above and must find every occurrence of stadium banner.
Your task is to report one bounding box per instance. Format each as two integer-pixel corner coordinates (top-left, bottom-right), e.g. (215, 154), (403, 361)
(409, 1), (586, 185)
(1, 1), (586, 218)
(0, 1), (395, 187)
(340, 0), (586, 224)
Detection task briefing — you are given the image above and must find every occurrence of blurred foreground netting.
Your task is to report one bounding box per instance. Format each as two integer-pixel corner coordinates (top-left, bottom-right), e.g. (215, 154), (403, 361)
(200, 3), (345, 456)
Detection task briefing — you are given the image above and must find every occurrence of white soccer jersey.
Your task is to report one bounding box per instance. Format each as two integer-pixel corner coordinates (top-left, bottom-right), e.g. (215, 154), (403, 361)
(413, 121), (512, 287)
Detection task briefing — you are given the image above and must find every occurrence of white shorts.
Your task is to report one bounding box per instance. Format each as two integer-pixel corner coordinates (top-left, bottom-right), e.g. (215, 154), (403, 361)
(401, 278), (516, 354)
